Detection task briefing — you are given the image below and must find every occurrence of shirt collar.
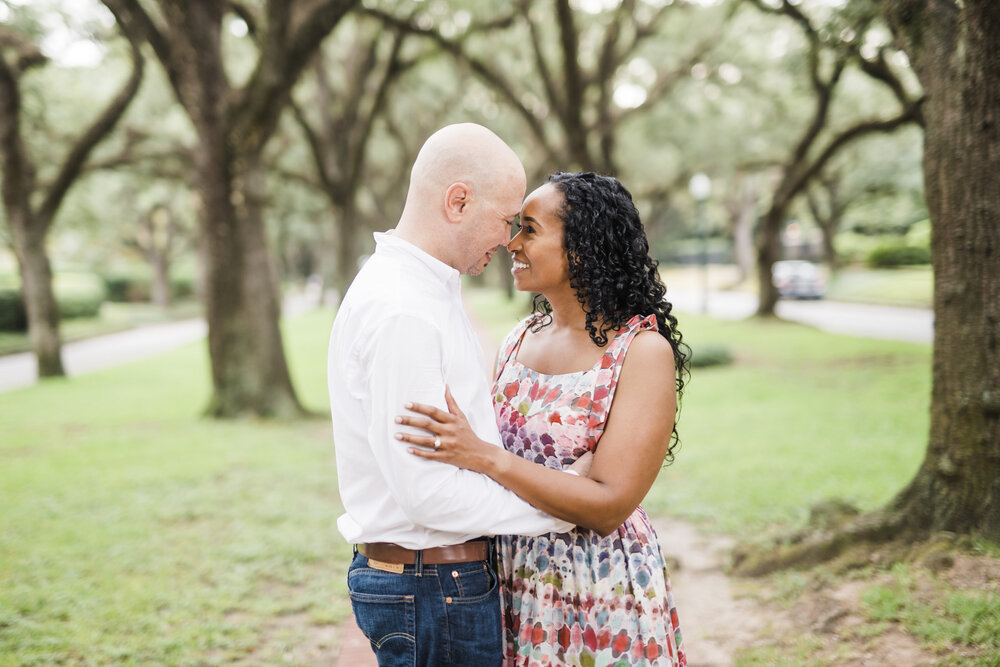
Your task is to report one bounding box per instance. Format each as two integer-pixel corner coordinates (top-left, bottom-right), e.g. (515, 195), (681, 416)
(373, 232), (461, 292)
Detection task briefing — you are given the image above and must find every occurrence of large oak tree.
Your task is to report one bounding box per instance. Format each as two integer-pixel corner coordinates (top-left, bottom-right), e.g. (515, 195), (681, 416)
(880, 0), (1000, 541)
(735, 0), (998, 575)
(101, 0), (356, 417)
(0, 21), (143, 377)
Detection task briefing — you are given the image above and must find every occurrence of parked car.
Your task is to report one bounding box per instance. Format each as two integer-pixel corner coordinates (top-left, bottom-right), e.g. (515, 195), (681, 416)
(772, 260), (826, 299)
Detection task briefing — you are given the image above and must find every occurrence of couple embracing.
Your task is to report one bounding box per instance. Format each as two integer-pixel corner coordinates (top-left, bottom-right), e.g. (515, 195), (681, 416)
(328, 123), (689, 667)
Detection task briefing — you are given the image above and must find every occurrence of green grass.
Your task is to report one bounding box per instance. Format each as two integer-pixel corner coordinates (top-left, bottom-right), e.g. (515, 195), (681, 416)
(0, 308), (350, 665)
(0, 285), (943, 663)
(466, 287), (931, 539)
(862, 564), (1000, 663)
(660, 264), (934, 308)
(826, 266), (933, 307)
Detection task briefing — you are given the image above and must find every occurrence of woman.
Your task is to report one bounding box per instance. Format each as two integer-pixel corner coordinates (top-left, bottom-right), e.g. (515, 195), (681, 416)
(396, 172), (689, 666)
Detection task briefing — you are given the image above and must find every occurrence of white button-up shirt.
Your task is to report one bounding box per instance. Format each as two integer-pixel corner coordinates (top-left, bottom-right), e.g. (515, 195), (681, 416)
(328, 233), (573, 549)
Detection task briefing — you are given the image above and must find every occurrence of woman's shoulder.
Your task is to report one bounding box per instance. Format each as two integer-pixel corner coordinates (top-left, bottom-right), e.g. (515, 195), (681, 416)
(621, 328), (675, 371)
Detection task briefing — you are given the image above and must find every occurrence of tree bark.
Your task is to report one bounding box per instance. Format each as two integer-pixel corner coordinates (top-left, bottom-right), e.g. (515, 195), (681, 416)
(807, 176), (846, 272)
(883, 0), (1000, 540)
(15, 229), (63, 375)
(151, 253), (170, 307)
(755, 207), (784, 315)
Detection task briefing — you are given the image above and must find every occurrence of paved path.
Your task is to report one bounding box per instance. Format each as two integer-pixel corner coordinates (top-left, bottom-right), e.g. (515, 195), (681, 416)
(0, 294), (317, 394)
(669, 288), (933, 344)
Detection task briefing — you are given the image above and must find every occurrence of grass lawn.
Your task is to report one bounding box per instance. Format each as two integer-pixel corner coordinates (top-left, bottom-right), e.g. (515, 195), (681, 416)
(466, 286), (932, 538)
(0, 308), (350, 665)
(660, 264), (934, 309)
(3, 286), (986, 664)
(825, 266), (933, 307)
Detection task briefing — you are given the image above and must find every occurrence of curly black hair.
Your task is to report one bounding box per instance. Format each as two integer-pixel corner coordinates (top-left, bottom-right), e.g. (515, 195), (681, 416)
(530, 171), (690, 462)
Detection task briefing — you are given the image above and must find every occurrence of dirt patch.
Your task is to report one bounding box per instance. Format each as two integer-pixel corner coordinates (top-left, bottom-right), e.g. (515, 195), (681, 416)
(650, 517), (978, 666)
(943, 553), (1000, 593)
(654, 518), (784, 665)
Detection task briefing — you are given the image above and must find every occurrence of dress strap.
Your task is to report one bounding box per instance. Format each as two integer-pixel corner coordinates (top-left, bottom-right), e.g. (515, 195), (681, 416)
(589, 314), (659, 435)
(603, 314), (658, 369)
(493, 314), (542, 382)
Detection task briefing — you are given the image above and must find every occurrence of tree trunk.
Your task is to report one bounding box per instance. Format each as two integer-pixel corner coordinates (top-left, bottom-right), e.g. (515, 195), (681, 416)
(818, 223), (838, 272)
(883, 0), (1000, 540)
(755, 207), (783, 316)
(198, 135), (301, 417)
(335, 200), (359, 301)
(13, 226), (64, 376)
(151, 253), (170, 307)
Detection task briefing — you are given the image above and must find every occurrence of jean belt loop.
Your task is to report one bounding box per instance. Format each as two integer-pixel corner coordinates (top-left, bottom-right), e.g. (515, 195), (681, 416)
(414, 548), (424, 576)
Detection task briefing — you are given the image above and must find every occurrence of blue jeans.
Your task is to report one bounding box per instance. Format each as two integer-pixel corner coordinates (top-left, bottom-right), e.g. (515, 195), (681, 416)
(348, 549), (502, 666)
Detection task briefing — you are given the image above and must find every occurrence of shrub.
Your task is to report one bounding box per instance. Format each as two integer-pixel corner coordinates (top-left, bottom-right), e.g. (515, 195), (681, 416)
(169, 272), (195, 299)
(104, 266), (198, 302)
(55, 273), (106, 319)
(102, 269), (152, 302)
(867, 243), (932, 268)
(690, 344), (733, 368)
(0, 288), (27, 331)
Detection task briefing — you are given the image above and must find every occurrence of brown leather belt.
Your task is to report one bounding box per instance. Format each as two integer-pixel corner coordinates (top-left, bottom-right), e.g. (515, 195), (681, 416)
(359, 540), (489, 565)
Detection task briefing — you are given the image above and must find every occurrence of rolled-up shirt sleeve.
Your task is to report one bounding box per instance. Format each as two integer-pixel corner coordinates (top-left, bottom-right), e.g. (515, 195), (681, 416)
(363, 313), (574, 537)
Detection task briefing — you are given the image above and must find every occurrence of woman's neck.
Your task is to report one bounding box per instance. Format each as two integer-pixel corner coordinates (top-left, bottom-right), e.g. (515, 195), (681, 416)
(545, 289), (598, 336)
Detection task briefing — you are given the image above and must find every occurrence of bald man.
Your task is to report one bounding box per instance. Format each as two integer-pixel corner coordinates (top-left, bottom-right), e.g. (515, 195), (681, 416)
(328, 124), (573, 666)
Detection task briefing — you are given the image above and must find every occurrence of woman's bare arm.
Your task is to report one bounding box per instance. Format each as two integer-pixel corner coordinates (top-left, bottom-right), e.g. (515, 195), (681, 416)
(396, 331), (676, 536)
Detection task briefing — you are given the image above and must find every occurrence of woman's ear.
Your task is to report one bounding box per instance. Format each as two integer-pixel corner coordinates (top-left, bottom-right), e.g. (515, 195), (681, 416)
(443, 182), (472, 223)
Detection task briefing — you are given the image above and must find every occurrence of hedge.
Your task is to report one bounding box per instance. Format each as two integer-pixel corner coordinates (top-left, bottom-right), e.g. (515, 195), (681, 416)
(0, 273), (106, 331)
(0, 288), (27, 331)
(103, 268), (197, 302)
(55, 273), (106, 319)
(867, 243), (932, 268)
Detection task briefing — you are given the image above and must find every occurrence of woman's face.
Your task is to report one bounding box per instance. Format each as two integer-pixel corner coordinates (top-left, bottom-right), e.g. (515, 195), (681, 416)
(509, 183), (570, 295)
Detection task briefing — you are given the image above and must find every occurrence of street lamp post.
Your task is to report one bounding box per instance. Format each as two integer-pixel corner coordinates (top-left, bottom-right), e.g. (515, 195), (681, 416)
(689, 173), (712, 315)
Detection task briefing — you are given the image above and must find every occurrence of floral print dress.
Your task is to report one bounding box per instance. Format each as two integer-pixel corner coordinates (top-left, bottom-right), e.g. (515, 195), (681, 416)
(493, 314), (686, 667)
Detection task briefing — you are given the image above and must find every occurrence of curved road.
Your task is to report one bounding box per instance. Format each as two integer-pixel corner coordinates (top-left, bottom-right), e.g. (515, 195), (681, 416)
(669, 289), (932, 344)
(0, 293), (318, 394)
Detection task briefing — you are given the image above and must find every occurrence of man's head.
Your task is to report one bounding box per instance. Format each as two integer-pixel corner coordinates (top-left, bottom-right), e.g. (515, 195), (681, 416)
(396, 124), (526, 275)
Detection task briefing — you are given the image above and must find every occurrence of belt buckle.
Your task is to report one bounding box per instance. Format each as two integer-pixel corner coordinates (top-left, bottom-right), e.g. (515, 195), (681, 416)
(367, 557), (404, 574)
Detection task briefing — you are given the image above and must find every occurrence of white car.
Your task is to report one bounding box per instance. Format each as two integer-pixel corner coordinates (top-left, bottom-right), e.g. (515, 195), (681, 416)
(772, 260), (826, 299)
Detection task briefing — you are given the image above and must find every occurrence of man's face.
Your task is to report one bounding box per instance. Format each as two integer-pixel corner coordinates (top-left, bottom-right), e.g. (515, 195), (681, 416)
(459, 182), (524, 276)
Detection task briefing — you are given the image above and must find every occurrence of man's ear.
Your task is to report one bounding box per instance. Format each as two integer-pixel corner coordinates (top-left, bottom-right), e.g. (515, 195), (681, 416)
(444, 182), (472, 223)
